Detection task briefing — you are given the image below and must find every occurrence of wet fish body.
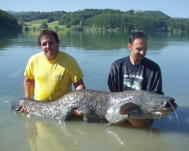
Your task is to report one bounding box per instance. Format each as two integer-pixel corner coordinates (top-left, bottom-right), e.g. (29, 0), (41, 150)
(12, 90), (177, 125)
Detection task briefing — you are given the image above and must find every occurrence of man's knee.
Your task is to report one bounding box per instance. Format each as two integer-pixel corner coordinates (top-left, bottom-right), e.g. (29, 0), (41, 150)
(128, 119), (153, 128)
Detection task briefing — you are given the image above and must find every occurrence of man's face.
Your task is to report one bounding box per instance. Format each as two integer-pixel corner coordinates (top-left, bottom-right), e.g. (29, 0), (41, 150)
(40, 35), (59, 61)
(128, 38), (147, 64)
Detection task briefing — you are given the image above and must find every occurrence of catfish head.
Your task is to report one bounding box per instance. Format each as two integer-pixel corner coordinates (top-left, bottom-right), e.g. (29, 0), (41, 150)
(132, 91), (177, 119)
(11, 98), (36, 112)
(105, 91), (177, 125)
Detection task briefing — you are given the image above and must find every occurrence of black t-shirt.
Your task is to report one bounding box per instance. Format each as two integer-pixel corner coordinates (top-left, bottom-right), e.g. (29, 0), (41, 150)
(108, 56), (163, 94)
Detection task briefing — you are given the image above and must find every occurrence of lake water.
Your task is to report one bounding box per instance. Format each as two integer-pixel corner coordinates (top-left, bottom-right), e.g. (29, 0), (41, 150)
(0, 32), (189, 151)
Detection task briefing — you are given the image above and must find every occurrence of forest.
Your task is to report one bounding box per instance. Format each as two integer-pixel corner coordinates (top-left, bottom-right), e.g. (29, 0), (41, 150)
(0, 10), (22, 35)
(2, 9), (189, 34)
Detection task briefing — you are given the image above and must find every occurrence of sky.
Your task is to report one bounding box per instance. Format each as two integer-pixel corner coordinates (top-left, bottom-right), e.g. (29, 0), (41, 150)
(1, 0), (189, 18)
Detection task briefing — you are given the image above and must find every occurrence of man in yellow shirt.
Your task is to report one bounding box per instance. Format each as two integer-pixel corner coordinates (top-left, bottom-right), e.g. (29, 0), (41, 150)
(21, 30), (85, 112)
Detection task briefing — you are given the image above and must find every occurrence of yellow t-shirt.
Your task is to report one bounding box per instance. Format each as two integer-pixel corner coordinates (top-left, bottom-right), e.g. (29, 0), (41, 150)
(24, 51), (84, 101)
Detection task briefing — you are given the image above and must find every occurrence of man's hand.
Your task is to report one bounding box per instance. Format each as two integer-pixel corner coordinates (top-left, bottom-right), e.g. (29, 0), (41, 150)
(74, 110), (83, 117)
(74, 79), (85, 90)
(20, 107), (28, 113)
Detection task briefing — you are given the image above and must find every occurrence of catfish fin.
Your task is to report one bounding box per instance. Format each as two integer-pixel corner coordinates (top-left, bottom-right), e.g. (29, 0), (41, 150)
(119, 102), (141, 115)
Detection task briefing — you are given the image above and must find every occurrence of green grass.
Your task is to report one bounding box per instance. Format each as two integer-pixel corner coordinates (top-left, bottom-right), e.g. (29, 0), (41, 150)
(48, 21), (59, 27)
(24, 19), (68, 32)
(26, 19), (47, 25)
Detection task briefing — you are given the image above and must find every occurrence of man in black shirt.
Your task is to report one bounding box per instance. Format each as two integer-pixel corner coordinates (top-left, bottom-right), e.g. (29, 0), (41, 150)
(108, 32), (163, 128)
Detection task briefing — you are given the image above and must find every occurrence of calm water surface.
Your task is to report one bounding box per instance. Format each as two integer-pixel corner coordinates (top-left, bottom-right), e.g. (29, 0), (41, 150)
(0, 32), (189, 151)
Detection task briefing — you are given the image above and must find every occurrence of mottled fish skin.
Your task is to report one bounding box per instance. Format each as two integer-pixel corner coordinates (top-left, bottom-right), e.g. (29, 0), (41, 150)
(12, 90), (177, 125)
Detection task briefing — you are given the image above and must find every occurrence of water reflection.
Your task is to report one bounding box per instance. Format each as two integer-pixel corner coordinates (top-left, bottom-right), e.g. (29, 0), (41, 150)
(25, 119), (172, 151)
(59, 32), (169, 51)
(154, 106), (189, 135)
(1, 32), (186, 51)
(0, 37), (12, 50)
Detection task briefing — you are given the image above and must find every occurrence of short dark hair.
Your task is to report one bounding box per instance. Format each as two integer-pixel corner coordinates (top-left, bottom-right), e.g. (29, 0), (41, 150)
(128, 32), (147, 43)
(38, 30), (60, 45)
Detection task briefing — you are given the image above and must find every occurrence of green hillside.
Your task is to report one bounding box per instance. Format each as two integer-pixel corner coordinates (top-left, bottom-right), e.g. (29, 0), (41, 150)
(0, 10), (22, 35)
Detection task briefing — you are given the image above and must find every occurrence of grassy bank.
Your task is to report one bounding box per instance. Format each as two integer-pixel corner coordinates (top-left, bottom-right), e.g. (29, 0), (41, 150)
(24, 19), (68, 32)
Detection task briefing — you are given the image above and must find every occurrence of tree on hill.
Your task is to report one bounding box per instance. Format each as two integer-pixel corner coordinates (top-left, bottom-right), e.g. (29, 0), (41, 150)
(0, 9), (22, 35)
(40, 22), (48, 29)
(47, 17), (55, 23)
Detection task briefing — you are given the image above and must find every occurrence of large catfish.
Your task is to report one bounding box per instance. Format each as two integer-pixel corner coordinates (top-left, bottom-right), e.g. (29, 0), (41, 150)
(12, 90), (177, 125)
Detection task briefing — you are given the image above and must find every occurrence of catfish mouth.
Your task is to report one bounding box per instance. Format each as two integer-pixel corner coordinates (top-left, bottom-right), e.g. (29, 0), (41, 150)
(153, 99), (177, 118)
(161, 98), (177, 111)
(11, 101), (23, 112)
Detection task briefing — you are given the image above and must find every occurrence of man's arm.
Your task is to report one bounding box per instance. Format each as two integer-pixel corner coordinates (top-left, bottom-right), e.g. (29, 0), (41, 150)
(108, 63), (119, 92)
(21, 77), (34, 112)
(24, 77), (35, 99)
(73, 79), (85, 90)
(151, 69), (164, 95)
(73, 79), (85, 116)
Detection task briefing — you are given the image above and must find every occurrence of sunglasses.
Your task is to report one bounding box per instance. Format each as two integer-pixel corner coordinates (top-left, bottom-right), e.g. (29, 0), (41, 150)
(41, 41), (54, 46)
